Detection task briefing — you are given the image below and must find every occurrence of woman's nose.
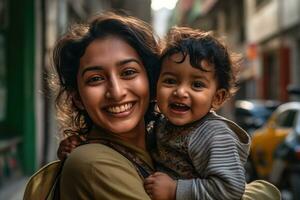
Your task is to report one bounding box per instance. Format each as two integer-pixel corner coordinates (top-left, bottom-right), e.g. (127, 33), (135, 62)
(105, 76), (126, 101)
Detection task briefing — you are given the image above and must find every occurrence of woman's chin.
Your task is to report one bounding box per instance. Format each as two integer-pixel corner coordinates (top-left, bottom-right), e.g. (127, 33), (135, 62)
(99, 120), (144, 136)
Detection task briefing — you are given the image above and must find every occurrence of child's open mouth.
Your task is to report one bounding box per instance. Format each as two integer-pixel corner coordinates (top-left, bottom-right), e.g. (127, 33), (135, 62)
(169, 103), (190, 112)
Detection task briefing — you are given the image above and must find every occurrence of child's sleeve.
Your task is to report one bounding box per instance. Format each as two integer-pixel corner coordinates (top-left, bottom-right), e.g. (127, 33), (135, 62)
(176, 121), (248, 200)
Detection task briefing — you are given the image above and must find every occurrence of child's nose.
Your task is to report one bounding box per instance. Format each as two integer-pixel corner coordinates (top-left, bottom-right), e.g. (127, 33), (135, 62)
(173, 86), (188, 98)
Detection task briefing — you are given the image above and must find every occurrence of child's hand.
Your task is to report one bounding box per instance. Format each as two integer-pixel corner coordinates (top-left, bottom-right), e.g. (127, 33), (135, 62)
(144, 172), (177, 200)
(57, 135), (85, 160)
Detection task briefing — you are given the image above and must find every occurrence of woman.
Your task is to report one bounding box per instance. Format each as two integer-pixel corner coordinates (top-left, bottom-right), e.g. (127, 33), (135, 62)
(54, 12), (159, 199)
(54, 12), (280, 199)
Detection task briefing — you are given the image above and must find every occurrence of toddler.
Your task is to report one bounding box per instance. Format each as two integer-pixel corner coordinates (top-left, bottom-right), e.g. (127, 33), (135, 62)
(144, 27), (250, 200)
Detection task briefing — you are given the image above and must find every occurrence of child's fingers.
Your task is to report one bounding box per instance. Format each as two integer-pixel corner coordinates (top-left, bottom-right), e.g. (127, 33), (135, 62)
(57, 145), (65, 160)
(57, 144), (74, 159)
(144, 183), (153, 191)
(63, 146), (74, 153)
(152, 172), (165, 177)
(68, 135), (83, 145)
(144, 177), (155, 185)
(57, 151), (69, 160)
(61, 152), (70, 159)
(79, 135), (87, 142)
(144, 185), (154, 198)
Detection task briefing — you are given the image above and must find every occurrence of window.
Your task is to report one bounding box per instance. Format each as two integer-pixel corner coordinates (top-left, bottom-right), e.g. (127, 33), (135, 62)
(276, 110), (297, 128)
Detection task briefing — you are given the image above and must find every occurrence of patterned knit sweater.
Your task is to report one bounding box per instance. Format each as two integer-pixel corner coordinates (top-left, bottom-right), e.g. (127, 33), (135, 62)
(149, 111), (250, 200)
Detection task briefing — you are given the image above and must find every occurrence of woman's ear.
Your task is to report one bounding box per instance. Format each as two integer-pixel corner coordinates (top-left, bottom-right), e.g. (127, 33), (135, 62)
(71, 91), (85, 110)
(212, 89), (227, 110)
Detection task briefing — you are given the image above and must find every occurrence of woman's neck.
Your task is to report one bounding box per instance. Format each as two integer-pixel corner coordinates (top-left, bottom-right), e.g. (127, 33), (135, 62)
(89, 123), (147, 150)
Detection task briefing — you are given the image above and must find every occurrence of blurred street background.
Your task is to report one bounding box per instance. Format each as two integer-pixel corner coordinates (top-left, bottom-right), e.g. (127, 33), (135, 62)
(1, 0), (300, 199)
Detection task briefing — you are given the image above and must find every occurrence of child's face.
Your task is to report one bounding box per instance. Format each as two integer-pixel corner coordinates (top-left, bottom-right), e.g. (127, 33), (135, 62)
(75, 36), (150, 136)
(157, 53), (225, 126)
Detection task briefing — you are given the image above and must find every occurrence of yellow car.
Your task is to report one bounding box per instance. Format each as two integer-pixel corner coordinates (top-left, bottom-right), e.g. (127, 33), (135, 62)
(250, 102), (300, 179)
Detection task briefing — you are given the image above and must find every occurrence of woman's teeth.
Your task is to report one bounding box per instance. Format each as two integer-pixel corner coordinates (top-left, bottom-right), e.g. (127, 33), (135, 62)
(107, 103), (133, 114)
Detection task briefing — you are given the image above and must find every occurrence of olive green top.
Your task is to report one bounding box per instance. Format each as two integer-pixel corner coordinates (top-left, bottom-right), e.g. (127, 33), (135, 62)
(60, 133), (153, 200)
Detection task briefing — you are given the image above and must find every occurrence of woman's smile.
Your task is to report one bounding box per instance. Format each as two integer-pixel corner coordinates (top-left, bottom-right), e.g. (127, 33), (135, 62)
(104, 102), (135, 116)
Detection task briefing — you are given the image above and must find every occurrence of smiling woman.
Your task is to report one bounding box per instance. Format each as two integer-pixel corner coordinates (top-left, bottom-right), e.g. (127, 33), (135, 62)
(53, 12), (160, 199)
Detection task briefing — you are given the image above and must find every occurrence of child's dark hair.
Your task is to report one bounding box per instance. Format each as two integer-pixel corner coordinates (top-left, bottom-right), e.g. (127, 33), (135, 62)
(160, 26), (240, 99)
(52, 12), (160, 137)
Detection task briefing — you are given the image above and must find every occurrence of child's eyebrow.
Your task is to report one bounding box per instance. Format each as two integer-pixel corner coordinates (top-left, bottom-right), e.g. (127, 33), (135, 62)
(192, 75), (209, 81)
(160, 72), (175, 76)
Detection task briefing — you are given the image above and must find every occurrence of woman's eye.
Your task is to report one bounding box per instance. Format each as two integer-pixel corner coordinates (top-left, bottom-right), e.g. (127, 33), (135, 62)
(192, 81), (205, 89)
(121, 69), (138, 78)
(86, 76), (104, 84)
(163, 78), (177, 85)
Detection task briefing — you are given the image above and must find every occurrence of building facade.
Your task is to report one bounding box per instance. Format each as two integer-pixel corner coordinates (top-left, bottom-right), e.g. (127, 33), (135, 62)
(170, 0), (300, 103)
(245, 0), (300, 101)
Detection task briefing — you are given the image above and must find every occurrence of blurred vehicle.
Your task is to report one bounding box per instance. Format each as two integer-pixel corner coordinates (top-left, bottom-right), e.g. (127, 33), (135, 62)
(287, 84), (300, 96)
(234, 99), (280, 134)
(248, 102), (300, 199)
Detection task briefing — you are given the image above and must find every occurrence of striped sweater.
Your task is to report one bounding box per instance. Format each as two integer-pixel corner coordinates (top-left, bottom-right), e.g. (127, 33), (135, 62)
(150, 111), (250, 200)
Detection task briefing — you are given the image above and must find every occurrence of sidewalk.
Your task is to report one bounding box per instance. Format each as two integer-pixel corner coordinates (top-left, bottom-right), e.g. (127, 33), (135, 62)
(0, 176), (28, 200)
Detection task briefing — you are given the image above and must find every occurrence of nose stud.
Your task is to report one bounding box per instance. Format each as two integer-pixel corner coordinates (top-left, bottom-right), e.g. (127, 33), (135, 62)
(172, 90), (178, 96)
(105, 91), (112, 98)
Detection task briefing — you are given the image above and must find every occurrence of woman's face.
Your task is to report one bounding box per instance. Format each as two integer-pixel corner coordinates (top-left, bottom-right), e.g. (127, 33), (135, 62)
(76, 36), (150, 137)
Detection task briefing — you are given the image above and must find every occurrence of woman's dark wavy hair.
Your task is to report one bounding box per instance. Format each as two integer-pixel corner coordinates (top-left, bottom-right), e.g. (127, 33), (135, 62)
(52, 12), (160, 137)
(160, 26), (240, 99)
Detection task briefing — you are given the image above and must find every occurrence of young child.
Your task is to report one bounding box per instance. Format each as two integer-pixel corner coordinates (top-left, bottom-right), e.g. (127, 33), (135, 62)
(143, 27), (250, 200)
(58, 27), (250, 200)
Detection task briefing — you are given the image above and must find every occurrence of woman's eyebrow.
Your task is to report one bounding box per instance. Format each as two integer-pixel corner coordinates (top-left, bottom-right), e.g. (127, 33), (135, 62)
(81, 66), (103, 77)
(116, 58), (141, 66)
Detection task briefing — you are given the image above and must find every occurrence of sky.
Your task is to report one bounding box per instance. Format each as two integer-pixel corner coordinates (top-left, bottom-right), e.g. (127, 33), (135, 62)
(151, 0), (178, 11)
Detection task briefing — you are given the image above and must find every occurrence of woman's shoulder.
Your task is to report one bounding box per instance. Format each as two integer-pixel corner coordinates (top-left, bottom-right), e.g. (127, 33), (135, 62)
(60, 144), (151, 200)
(65, 143), (134, 167)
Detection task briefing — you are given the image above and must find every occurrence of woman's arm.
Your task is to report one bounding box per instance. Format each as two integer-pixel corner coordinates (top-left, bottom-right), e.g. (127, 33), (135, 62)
(60, 143), (151, 200)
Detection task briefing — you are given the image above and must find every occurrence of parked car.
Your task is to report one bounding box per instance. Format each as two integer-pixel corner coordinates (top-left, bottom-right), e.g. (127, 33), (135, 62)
(234, 99), (280, 134)
(248, 102), (300, 199)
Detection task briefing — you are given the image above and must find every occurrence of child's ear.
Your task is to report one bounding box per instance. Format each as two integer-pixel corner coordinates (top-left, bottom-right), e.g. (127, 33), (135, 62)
(71, 91), (85, 110)
(212, 89), (227, 110)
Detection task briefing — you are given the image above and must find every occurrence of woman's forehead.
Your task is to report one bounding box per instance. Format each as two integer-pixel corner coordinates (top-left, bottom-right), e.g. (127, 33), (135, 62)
(79, 37), (142, 67)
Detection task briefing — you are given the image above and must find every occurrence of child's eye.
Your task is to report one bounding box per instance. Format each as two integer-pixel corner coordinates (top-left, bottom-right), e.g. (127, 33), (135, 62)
(192, 81), (205, 89)
(162, 78), (177, 85)
(121, 68), (138, 78)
